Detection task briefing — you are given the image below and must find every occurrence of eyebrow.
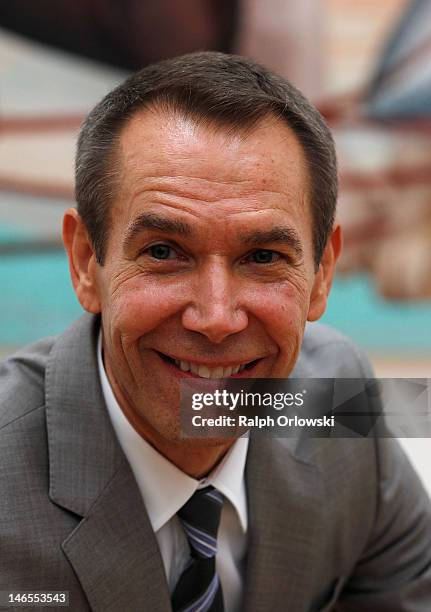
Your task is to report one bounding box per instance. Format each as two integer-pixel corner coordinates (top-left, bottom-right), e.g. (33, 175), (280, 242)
(123, 213), (304, 259)
(123, 212), (193, 249)
(239, 227), (304, 259)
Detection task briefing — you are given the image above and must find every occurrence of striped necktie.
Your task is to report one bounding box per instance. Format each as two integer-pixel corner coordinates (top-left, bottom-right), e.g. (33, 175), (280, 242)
(172, 486), (225, 612)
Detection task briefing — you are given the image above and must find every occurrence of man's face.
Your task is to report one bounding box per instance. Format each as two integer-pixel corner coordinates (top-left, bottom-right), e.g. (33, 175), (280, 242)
(75, 109), (337, 445)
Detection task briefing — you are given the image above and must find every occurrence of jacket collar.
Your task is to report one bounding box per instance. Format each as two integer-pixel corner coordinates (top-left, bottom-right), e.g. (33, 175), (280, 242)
(45, 313), (172, 611)
(45, 312), (124, 516)
(244, 435), (324, 612)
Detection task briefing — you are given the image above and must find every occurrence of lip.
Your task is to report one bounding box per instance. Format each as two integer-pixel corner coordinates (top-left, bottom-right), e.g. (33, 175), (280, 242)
(154, 350), (262, 378)
(156, 350), (259, 369)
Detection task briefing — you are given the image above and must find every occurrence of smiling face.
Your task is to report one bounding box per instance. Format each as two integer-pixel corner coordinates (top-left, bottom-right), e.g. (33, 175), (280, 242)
(64, 107), (340, 460)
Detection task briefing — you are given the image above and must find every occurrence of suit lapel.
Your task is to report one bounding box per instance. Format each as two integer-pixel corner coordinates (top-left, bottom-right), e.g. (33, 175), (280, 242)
(45, 314), (171, 611)
(62, 463), (171, 612)
(243, 435), (323, 612)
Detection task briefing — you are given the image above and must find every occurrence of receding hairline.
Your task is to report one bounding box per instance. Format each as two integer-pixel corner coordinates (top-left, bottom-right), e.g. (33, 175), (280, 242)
(104, 99), (312, 215)
(112, 96), (300, 160)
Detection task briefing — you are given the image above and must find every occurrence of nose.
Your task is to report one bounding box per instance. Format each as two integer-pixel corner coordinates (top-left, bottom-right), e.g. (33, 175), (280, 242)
(181, 263), (248, 343)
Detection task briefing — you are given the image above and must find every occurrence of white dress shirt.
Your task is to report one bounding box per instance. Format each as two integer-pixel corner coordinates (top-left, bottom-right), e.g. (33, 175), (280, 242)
(97, 333), (249, 612)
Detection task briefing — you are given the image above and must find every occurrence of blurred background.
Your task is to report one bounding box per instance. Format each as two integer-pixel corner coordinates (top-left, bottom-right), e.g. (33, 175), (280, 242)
(1, 0), (430, 363)
(0, 0), (430, 482)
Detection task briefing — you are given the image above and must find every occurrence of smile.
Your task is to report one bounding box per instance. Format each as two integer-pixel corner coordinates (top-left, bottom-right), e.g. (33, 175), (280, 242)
(156, 352), (260, 378)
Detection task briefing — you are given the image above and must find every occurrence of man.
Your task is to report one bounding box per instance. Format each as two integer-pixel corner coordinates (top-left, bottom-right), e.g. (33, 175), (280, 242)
(1, 52), (430, 612)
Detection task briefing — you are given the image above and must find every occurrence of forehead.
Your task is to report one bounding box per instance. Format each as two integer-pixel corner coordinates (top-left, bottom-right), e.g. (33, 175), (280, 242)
(117, 107), (308, 194)
(110, 108), (311, 244)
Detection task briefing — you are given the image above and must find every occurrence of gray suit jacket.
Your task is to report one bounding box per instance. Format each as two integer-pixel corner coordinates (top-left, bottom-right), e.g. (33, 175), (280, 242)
(1, 313), (431, 611)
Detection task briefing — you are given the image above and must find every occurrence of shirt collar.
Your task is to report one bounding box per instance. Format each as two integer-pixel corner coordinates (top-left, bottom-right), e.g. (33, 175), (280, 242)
(97, 331), (248, 533)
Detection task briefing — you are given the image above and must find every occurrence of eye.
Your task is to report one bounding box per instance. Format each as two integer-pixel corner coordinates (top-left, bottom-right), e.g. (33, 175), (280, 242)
(249, 249), (280, 264)
(147, 244), (176, 260)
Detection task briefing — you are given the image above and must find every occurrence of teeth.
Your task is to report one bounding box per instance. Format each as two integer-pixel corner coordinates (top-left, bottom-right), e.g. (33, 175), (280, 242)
(172, 358), (250, 378)
(190, 363), (200, 376)
(180, 360), (190, 372)
(198, 365), (211, 378)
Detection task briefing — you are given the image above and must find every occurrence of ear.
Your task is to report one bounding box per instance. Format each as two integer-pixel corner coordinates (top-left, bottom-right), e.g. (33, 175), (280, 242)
(62, 208), (101, 314)
(307, 224), (342, 322)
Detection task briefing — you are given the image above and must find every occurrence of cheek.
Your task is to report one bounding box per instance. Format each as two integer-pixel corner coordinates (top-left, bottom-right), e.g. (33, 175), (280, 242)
(248, 283), (310, 375)
(247, 282), (310, 333)
(107, 277), (188, 337)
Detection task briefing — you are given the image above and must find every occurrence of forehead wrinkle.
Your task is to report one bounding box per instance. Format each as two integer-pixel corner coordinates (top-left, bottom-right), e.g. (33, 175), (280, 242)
(124, 173), (286, 208)
(118, 178), (297, 224)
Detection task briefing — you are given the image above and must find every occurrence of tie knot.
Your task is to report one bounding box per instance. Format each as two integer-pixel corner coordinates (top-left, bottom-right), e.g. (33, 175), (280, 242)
(178, 486), (224, 559)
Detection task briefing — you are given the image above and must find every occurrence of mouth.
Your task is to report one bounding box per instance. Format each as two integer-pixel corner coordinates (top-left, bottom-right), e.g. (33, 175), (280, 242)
(155, 351), (261, 379)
